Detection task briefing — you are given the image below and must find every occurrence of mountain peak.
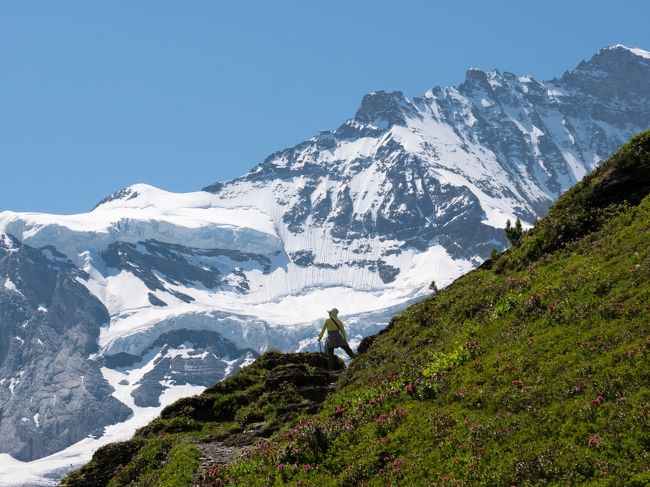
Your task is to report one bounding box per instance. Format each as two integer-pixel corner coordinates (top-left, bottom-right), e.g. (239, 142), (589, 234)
(93, 185), (143, 210)
(578, 44), (650, 70)
(600, 44), (650, 60)
(559, 44), (650, 99)
(353, 90), (417, 129)
(459, 67), (491, 92)
(92, 184), (166, 210)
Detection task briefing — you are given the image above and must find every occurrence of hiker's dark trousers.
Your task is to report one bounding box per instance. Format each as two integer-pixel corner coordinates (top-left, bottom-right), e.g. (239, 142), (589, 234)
(325, 330), (355, 368)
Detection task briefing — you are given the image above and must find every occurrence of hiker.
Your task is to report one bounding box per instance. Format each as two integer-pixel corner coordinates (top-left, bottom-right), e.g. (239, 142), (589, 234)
(317, 308), (355, 368)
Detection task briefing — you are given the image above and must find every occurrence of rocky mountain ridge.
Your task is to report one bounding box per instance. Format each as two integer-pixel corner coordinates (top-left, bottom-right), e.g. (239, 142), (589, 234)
(204, 44), (650, 259)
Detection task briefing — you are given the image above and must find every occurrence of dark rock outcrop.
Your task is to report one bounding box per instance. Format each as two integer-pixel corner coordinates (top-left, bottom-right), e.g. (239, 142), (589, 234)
(0, 235), (131, 461)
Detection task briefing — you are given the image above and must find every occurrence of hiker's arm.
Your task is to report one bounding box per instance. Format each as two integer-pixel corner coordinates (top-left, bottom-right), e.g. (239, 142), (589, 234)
(340, 321), (347, 340)
(318, 320), (327, 340)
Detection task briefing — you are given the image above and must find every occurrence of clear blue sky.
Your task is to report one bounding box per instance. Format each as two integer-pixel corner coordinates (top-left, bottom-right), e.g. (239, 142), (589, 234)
(1, 1), (649, 214)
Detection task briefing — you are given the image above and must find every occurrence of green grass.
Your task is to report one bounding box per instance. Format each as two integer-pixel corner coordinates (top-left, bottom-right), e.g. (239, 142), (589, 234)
(60, 130), (650, 486)
(146, 442), (201, 487)
(59, 353), (343, 487)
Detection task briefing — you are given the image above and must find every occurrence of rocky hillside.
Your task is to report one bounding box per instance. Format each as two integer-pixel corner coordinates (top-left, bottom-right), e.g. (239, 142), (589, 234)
(60, 352), (344, 487)
(60, 130), (650, 485)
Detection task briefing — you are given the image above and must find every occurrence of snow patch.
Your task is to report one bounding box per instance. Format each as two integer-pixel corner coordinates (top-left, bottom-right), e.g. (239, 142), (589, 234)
(605, 44), (650, 60)
(9, 376), (20, 394)
(1, 233), (18, 252)
(3, 278), (23, 296)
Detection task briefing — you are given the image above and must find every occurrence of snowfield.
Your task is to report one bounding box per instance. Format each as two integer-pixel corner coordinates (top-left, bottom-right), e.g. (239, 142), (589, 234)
(0, 182), (471, 361)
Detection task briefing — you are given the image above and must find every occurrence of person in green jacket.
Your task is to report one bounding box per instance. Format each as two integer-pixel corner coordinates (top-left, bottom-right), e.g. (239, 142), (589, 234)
(318, 308), (355, 368)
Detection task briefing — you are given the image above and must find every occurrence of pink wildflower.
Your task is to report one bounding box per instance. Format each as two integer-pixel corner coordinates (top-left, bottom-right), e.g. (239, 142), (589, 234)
(588, 434), (603, 447)
(591, 395), (605, 405)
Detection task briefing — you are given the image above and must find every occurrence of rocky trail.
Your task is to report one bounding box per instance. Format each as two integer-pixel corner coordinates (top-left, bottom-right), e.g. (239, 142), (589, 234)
(192, 359), (343, 480)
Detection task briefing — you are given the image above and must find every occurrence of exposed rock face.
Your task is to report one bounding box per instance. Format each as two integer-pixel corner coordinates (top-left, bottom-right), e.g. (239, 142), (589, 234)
(101, 240), (273, 296)
(207, 45), (650, 265)
(0, 235), (131, 461)
(0, 234), (257, 462)
(129, 330), (257, 408)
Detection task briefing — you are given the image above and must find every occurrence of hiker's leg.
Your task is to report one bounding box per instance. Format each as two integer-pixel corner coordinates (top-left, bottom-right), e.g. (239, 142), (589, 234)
(341, 341), (356, 359)
(327, 347), (336, 369)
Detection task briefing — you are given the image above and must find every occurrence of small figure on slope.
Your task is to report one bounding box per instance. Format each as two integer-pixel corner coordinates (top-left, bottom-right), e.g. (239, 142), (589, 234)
(318, 308), (356, 369)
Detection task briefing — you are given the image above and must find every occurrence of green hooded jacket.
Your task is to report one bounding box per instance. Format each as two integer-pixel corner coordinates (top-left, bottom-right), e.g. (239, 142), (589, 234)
(318, 315), (346, 340)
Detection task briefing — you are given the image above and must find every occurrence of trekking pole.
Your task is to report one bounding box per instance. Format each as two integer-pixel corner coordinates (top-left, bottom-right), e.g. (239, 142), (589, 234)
(318, 338), (324, 369)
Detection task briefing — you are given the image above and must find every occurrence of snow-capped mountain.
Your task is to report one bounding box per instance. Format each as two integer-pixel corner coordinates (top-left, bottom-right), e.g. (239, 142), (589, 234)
(1, 44), (649, 484)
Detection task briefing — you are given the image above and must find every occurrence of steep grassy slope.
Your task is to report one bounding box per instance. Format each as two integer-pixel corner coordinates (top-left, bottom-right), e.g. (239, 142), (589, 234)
(61, 131), (649, 486)
(60, 353), (343, 487)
